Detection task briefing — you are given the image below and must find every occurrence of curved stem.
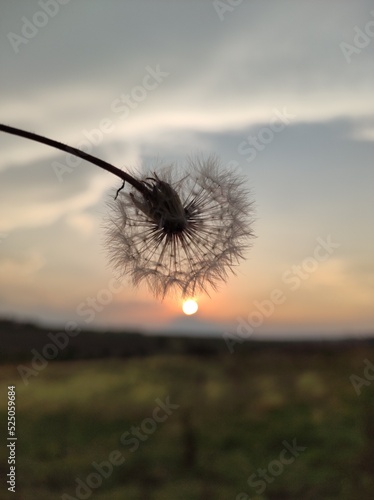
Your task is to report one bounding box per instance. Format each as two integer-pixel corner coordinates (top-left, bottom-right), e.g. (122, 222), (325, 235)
(0, 124), (149, 196)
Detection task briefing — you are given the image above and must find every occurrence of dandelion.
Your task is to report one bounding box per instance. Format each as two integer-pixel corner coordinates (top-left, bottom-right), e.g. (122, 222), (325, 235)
(106, 157), (255, 297)
(0, 124), (255, 298)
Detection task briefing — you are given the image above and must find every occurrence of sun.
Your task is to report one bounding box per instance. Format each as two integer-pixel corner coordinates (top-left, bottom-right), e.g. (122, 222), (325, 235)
(182, 299), (198, 316)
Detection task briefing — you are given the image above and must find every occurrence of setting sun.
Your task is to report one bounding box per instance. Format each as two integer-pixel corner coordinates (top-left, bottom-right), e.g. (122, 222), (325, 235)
(182, 299), (198, 316)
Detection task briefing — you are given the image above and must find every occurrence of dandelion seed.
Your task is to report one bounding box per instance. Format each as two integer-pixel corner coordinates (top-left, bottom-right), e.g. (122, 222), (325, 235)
(105, 156), (255, 298)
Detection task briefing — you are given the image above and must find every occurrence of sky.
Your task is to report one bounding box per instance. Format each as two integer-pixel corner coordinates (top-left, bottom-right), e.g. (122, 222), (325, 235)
(0, 0), (373, 339)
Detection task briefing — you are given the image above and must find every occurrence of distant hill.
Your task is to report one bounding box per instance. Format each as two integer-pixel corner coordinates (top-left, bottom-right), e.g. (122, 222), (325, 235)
(1, 318), (373, 363)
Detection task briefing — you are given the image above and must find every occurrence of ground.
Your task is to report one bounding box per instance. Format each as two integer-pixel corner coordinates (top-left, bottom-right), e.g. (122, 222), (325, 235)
(1, 344), (374, 499)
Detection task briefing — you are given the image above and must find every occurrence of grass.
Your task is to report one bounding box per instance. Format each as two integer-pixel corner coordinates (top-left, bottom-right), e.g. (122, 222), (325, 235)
(1, 345), (374, 499)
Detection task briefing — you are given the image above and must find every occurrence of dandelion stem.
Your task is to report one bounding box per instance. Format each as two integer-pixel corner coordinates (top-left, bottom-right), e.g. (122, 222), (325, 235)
(0, 124), (149, 196)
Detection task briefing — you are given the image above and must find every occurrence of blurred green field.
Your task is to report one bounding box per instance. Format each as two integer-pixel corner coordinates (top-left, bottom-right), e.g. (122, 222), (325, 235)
(1, 346), (374, 499)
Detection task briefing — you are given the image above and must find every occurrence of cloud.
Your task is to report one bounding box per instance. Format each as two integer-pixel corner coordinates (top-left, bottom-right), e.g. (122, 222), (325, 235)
(0, 249), (45, 277)
(0, 162), (112, 232)
(65, 213), (95, 237)
(2, 0), (374, 144)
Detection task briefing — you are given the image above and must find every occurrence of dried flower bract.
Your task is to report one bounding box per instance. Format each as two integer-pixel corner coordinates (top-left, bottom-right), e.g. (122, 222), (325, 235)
(105, 156), (255, 298)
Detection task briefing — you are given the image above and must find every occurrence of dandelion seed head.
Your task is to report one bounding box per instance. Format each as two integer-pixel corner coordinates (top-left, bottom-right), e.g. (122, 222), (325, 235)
(105, 156), (255, 298)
